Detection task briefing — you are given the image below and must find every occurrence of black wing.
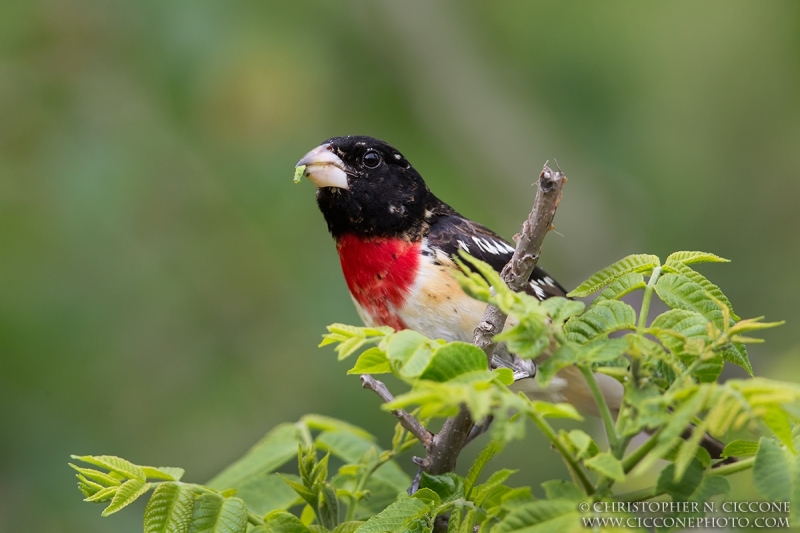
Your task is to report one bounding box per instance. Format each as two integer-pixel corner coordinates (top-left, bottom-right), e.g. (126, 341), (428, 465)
(426, 214), (568, 300)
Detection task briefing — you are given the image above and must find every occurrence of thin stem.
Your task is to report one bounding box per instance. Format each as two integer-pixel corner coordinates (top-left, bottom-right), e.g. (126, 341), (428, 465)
(621, 428), (663, 474)
(361, 375), (433, 448)
(616, 486), (665, 502)
(528, 410), (594, 495)
(579, 365), (619, 451)
(248, 511), (265, 526)
(637, 266), (662, 331)
(711, 456), (755, 476)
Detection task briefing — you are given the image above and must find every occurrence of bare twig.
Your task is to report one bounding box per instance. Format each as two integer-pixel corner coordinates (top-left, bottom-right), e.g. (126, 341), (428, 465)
(361, 374), (433, 448)
(420, 164), (567, 478)
(473, 165), (567, 365)
(359, 165), (567, 491)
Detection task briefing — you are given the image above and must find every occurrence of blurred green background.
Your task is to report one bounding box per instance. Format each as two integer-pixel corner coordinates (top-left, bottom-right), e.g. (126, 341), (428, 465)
(2, 1), (799, 531)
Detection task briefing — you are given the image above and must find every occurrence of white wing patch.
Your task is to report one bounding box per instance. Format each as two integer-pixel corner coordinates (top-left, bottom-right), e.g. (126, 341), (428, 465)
(470, 236), (514, 255)
(457, 239), (470, 252)
(529, 280), (546, 299)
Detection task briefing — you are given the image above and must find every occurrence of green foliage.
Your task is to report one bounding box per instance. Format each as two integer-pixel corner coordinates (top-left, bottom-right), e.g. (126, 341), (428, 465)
(72, 250), (797, 532)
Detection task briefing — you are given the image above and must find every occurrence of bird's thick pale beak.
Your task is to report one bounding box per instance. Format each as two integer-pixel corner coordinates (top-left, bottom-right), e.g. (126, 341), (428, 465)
(296, 144), (350, 190)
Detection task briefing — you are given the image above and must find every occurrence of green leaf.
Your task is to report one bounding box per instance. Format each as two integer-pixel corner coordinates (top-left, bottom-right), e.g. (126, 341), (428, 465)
(464, 441), (499, 498)
(563, 300), (636, 344)
(537, 338), (627, 386)
(565, 430), (599, 460)
(262, 511), (312, 533)
(594, 272), (646, 302)
(526, 399), (583, 420)
(347, 347), (391, 375)
(384, 330), (437, 380)
(101, 478), (151, 516)
(418, 342), (487, 382)
(665, 251), (730, 266)
(494, 500), (581, 533)
(69, 464), (122, 487)
(568, 254), (660, 297)
(540, 298), (586, 327)
(419, 472), (464, 503)
(144, 482), (196, 533)
(655, 459), (703, 502)
(540, 481), (585, 502)
(71, 455), (146, 482)
(354, 497), (432, 533)
(331, 521), (365, 533)
(301, 415), (377, 442)
(207, 423), (299, 490)
(721, 440), (760, 459)
(410, 488), (441, 508)
(689, 475), (730, 505)
(650, 309), (721, 382)
(187, 494), (248, 533)
(317, 482), (340, 530)
(83, 485), (118, 503)
(235, 474), (300, 516)
(142, 466), (185, 481)
(663, 261), (739, 321)
(583, 452), (625, 483)
(655, 273), (725, 326)
(753, 437), (792, 502)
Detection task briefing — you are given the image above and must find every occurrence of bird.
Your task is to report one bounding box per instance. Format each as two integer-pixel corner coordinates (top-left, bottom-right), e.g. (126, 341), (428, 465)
(296, 135), (727, 458)
(295, 135), (620, 411)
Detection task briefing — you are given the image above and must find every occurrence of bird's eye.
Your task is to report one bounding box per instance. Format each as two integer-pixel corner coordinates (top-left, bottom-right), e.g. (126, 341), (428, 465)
(363, 151), (381, 169)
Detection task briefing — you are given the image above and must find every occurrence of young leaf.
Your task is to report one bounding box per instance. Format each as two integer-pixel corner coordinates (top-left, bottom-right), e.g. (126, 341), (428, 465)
(187, 494), (248, 533)
(301, 415), (377, 441)
(144, 482), (195, 533)
(540, 298), (586, 327)
(721, 440), (759, 459)
(353, 497), (432, 533)
(655, 273), (725, 326)
(317, 482), (340, 530)
(753, 437), (792, 502)
(419, 472), (464, 503)
(331, 522), (365, 533)
(261, 510), (313, 533)
(71, 455), (146, 482)
(235, 474), (301, 516)
(663, 260), (739, 321)
(665, 251), (730, 266)
(142, 466), (185, 481)
(101, 478), (151, 516)
(418, 342), (487, 382)
(207, 423), (299, 491)
(655, 459), (703, 502)
(583, 453), (625, 483)
(69, 464), (122, 487)
(568, 254), (660, 297)
(464, 441), (499, 498)
(563, 300), (636, 344)
(540, 481), (585, 502)
(594, 272), (646, 302)
(537, 338), (627, 386)
(383, 330), (437, 380)
(493, 500), (579, 533)
(347, 347), (391, 375)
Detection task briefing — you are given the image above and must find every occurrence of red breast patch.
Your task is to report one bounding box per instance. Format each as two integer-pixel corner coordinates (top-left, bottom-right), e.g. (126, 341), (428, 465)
(336, 234), (421, 330)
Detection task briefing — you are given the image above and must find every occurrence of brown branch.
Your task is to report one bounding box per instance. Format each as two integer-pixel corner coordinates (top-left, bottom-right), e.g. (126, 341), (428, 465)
(361, 374), (433, 448)
(420, 165), (567, 478)
(474, 165), (567, 365)
(360, 165), (567, 490)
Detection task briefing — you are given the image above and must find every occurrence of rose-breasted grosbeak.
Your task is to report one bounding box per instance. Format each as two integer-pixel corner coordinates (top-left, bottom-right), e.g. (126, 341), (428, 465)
(296, 135), (621, 417)
(296, 135), (728, 460)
